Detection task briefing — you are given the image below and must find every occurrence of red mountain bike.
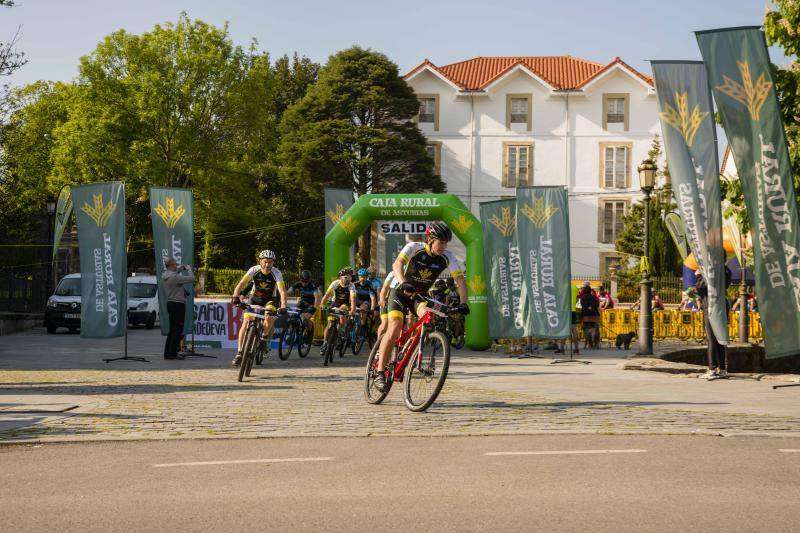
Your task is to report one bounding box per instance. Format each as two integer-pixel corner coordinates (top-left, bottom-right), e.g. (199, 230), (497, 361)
(364, 295), (459, 412)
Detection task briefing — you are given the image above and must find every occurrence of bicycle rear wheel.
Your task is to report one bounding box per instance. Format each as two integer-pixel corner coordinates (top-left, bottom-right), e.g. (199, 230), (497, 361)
(404, 331), (450, 412)
(353, 323), (367, 355)
(364, 336), (392, 404)
(279, 323), (295, 360)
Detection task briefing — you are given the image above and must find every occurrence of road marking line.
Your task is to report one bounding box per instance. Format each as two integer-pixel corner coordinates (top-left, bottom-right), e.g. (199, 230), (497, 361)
(779, 449), (800, 453)
(153, 457), (333, 468)
(485, 449), (647, 456)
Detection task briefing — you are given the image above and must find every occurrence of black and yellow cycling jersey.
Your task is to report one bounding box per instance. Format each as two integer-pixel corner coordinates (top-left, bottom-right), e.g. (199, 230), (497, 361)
(390, 242), (464, 293)
(353, 280), (376, 306)
(326, 279), (356, 307)
(244, 265), (285, 305)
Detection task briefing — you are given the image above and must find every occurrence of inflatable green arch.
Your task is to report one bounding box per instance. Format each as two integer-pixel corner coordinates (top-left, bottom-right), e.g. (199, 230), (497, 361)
(324, 194), (490, 350)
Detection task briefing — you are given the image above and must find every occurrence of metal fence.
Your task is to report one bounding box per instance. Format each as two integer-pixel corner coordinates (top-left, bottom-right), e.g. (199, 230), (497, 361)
(0, 266), (47, 313)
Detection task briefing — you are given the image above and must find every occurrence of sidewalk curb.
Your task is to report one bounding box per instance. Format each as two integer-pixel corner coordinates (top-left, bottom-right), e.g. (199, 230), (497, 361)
(619, 358), (800, 383)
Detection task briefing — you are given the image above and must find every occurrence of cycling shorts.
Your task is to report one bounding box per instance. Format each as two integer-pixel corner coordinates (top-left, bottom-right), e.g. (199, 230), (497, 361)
(386, 287), (426, 320)
(327, 303), (350, 322)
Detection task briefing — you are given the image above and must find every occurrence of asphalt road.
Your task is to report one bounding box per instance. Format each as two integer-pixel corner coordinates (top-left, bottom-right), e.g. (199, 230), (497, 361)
(3, 434), (800, 532)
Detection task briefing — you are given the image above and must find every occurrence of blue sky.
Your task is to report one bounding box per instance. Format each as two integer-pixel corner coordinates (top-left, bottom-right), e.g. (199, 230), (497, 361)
(0, 0), (787, 88)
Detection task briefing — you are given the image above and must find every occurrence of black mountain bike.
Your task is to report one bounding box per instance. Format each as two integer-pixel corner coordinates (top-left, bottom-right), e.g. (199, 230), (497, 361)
(279, 307), (312, 360)
(236, 302), (277, 382)
(349, 308), (375, 355)
(322, 307), (350, 366)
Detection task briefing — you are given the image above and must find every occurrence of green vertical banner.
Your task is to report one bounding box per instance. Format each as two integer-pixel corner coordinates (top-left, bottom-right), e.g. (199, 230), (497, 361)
(72, 181), (127, 339)
(480, 199), (526, 339)
(325, 188), (355, 272)
(52, 186), (73, 262)
(516, 187), (571, 339)
(697, 27), (800, 358)
(149, 187), (194, 335)
(652, 61), (728, 345)
(384, 233), (405, 274)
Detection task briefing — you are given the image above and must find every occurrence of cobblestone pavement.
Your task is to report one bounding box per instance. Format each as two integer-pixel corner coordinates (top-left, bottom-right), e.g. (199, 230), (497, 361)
(2, 352), (800, 442)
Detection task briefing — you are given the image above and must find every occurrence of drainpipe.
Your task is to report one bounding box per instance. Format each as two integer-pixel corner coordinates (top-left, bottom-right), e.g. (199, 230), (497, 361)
(468, 93), (475, 213)
(564, 92), (570, 189)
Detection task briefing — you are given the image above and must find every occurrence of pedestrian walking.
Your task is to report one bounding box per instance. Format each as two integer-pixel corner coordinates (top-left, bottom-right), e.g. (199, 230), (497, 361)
(162, 257), (195, 360)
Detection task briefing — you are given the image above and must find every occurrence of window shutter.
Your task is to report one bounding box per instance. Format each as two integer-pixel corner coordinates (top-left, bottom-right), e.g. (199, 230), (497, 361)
(597, 201), (606, 242)
(502, 143), (509, 187)
(526, 145), (533, 185)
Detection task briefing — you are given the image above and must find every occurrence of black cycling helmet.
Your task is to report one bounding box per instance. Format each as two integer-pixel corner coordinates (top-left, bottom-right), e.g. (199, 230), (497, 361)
(433, 279), (447, 289)
(300, 270), (311, 281)
(426, 221), (452, 242)
(338, 267), (353, 277)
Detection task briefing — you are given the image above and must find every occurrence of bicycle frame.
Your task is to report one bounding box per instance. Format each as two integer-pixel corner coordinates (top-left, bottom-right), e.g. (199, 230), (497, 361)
(388, 309), (436, 382)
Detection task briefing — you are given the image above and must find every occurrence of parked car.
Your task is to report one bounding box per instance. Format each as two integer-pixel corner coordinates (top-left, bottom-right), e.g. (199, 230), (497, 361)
(45, 273), (82, 334)
(127, 274), (159, 329)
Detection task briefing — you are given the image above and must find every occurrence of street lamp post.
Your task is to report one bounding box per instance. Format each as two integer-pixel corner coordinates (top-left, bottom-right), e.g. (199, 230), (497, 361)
(45, 195), (57, 297)
(637, 159), (657, 356)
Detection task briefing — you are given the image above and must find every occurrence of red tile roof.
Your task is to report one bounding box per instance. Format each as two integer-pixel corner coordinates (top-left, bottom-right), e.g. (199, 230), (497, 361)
(406, 56), (653, 91)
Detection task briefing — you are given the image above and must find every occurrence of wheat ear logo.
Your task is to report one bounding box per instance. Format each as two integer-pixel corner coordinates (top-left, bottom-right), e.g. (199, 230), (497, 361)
(154, 197), (186, 229)
(417, 268), (433, 280)
(81, 194), (116, 227)
(519, 196), (558, 229)
(715, 60), (772, 121)
(659, 92), (709, 147)
(339, 215), (359, 235)
(326, 203), (345, 224)
(467, 274), (486, 293)
(449, 214), (473, 234)
(488, 207), (516, 237)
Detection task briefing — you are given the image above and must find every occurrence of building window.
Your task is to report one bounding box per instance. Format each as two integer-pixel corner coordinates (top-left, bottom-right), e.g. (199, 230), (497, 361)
(502, 142), (533, 188)
(417, 93), (439, 131)
(599, 142), (632, 189)
(602, 93), (630, 131)
(598, 199), (628, 244)
(599, 252), (623, 278)
(506, 94), (532, 130)
(426, 142), (441, 175)
(607, 98), (625, 123)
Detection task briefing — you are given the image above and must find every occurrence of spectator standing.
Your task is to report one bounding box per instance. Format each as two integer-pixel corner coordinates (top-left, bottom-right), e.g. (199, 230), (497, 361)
(579, 283), (601, 349)
(694, 269), (728, 380)
(162, 257), (195, 360)
(598, 285), (614, 310)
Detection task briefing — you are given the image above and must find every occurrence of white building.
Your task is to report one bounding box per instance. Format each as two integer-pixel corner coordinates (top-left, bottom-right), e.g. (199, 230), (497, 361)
(403, 56), (662, 277)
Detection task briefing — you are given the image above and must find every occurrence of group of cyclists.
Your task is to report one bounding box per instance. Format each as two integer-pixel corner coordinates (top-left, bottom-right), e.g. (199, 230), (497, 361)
(228, 221), (470, 392)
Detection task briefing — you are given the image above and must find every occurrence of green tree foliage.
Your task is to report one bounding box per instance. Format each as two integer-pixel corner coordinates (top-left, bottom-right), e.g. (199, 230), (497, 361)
(614, 137), (682, 278)
(764, 0), (800, 189)
(278, 46), (444, 266)
(0, 15), (319, 274)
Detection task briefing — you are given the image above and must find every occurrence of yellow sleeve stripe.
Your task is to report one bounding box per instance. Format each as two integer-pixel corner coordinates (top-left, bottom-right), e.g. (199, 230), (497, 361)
(451, 270), (464, 277)
(276, 281), (285, 287)
(397, 253), (410, 262)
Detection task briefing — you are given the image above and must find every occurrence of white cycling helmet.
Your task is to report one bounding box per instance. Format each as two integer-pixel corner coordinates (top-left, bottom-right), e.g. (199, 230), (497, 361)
(258, 249), (276, 260)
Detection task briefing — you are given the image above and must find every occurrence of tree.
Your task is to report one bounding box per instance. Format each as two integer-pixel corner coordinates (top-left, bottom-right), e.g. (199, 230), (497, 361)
(765, 1), (800, 191)
(615, 137), (682, 278)
(0, 0), (26, 117)
(278, 46), (444, 267)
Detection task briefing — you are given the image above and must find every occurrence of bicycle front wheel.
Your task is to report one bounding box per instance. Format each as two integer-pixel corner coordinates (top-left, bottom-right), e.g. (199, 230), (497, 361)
(238, 325), (257, 382)
(279, 323), (294, 360)
(404, 330), (450, 412)
(298, 323), (312, 358)
(324, 326), (337, 367)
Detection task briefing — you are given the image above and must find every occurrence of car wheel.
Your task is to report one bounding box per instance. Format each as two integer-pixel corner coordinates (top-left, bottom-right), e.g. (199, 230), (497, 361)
(68, 327), (78, 333)
(145, 312), (156, 329)
(46, 324), (57, 334)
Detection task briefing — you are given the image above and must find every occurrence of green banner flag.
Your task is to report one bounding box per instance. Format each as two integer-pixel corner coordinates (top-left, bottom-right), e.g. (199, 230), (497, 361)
(384, 233), (406, 274)
(480, 199), (526, 339)
(149, 187), (194, 335)
(52, 186), (73, 262)
(697, 27), (800, 358)
(516, 187), (571, 339)
(652, 61), (728, 345)
(72, 181), (127, 339)
(664, 212), (689, 260)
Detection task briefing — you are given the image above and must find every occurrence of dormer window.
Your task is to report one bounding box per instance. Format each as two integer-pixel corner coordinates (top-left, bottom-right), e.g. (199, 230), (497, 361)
(417, 94), (439, 131)
(602, 93), (630, 131)
(506, 94), (532, 131)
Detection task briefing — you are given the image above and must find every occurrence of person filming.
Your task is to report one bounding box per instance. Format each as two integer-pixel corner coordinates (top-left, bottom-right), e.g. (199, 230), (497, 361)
(162, 257), (195, 360)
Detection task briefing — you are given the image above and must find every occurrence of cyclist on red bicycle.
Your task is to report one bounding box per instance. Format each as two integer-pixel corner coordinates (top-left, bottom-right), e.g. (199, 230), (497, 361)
(374, 222), (468, 391)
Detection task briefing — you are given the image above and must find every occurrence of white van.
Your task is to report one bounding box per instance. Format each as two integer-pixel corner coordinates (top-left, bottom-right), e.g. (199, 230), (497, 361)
(45, 273), (82, 334)
(127, 274), (159, 329)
